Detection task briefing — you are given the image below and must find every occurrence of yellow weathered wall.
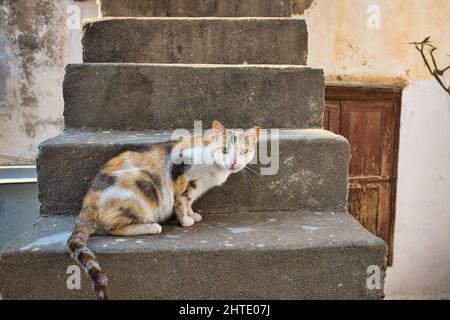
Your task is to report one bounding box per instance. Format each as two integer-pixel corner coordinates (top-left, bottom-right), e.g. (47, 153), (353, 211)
(303, 0), (450, 86)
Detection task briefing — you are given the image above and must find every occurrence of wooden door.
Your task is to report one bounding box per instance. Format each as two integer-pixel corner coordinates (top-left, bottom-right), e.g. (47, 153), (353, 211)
(324, 87), (401, 265)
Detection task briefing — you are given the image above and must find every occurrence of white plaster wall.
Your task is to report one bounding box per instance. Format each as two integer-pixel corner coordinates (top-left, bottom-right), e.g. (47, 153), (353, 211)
(385, 79), (450, 299)
(303, 0), (450, 299)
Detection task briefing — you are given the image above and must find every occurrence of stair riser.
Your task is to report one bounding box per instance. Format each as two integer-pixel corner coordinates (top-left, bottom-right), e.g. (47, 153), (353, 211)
(37, 133), (349, 215)
(99, 0), (293, 17)
(64, 64), (324, 131)
(82, 18), (307, 64)
(0, 246), (384, 299)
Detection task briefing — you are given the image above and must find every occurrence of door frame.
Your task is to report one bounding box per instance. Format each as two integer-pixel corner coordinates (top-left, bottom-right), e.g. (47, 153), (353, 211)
(325, 86), (402, 265)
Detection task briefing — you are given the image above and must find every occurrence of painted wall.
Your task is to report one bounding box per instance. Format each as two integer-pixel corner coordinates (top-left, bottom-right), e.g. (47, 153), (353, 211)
(388, 80), (450, 299)
(0, 0), (97, 165)
(301, 0), (450, 299)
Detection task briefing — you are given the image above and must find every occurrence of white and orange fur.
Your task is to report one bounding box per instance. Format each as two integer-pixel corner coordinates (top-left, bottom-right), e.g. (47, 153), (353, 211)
(67, 121), (260, 299)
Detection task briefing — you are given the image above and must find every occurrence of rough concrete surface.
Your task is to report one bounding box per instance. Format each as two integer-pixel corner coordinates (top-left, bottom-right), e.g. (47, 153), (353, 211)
(64, 64), (324, 131)
(99, 0), (293, 17)
(0, 211), (387, 299)
(82, 18), (307, 64)
(37, 129), (349, 215)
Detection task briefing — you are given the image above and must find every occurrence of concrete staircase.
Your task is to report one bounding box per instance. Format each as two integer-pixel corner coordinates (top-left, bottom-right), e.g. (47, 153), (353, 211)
(0, 0), (387, 299)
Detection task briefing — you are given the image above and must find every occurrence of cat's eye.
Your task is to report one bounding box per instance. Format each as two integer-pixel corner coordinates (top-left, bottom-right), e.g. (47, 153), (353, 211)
(222, 147), (228, 154)
(240, 149), (249, 155)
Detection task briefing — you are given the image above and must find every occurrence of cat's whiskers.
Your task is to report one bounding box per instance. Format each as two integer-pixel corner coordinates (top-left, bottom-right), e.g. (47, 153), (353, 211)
(244, 166), (262, 177)
(242, 170), (253, 190)
(242, 167), (256, 189)
(239, 170), (250, 190)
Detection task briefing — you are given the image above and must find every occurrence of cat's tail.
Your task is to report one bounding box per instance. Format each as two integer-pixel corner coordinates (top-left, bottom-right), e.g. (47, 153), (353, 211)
(67, 213), (108, 300)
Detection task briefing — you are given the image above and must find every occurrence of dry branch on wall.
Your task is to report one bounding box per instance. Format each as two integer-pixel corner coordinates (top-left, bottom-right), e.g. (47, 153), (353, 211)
(410, 37), (450, 95)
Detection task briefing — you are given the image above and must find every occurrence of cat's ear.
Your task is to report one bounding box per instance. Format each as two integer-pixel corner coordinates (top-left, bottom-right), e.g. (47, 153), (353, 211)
(247, 126), (261, 142)
(212, 120), (226, 134)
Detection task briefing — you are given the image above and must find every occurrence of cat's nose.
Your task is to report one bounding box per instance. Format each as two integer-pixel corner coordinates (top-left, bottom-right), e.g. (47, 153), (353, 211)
(231, 160), (237, 168)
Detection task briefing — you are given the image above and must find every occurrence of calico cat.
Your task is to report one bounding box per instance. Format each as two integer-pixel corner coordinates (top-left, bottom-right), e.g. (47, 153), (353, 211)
(67, 121), (260, 300)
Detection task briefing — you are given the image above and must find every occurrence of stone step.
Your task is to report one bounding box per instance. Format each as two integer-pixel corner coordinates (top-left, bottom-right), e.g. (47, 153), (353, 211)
(64, 64), (324, 131)
(98, 0), (293, 17)
(0, 210), (387, 299)
(82, 18), (307, 64)
(37, 129), (349, 215)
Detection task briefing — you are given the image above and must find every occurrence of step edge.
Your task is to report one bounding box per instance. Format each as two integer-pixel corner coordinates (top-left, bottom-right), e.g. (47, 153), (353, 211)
(83, 16), (306, 24)
(65, 62), (318, 70)
(37, 129), (348, 148)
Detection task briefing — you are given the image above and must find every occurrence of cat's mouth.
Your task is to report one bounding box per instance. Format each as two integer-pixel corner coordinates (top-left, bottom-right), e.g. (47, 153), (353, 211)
(230, 165), (246, 173)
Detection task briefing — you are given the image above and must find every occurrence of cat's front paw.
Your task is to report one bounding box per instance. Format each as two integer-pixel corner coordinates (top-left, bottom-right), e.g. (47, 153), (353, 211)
(192, 212), (203, 222)
(180, 216), (195, 227)
(151, 223), (163, 234)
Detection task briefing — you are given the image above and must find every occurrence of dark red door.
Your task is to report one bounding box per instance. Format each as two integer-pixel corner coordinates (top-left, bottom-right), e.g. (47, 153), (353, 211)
(324, 87), (401, 265)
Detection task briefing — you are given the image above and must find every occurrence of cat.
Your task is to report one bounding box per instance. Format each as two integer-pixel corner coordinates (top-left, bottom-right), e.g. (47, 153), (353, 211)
(67, 120), (260, 300)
